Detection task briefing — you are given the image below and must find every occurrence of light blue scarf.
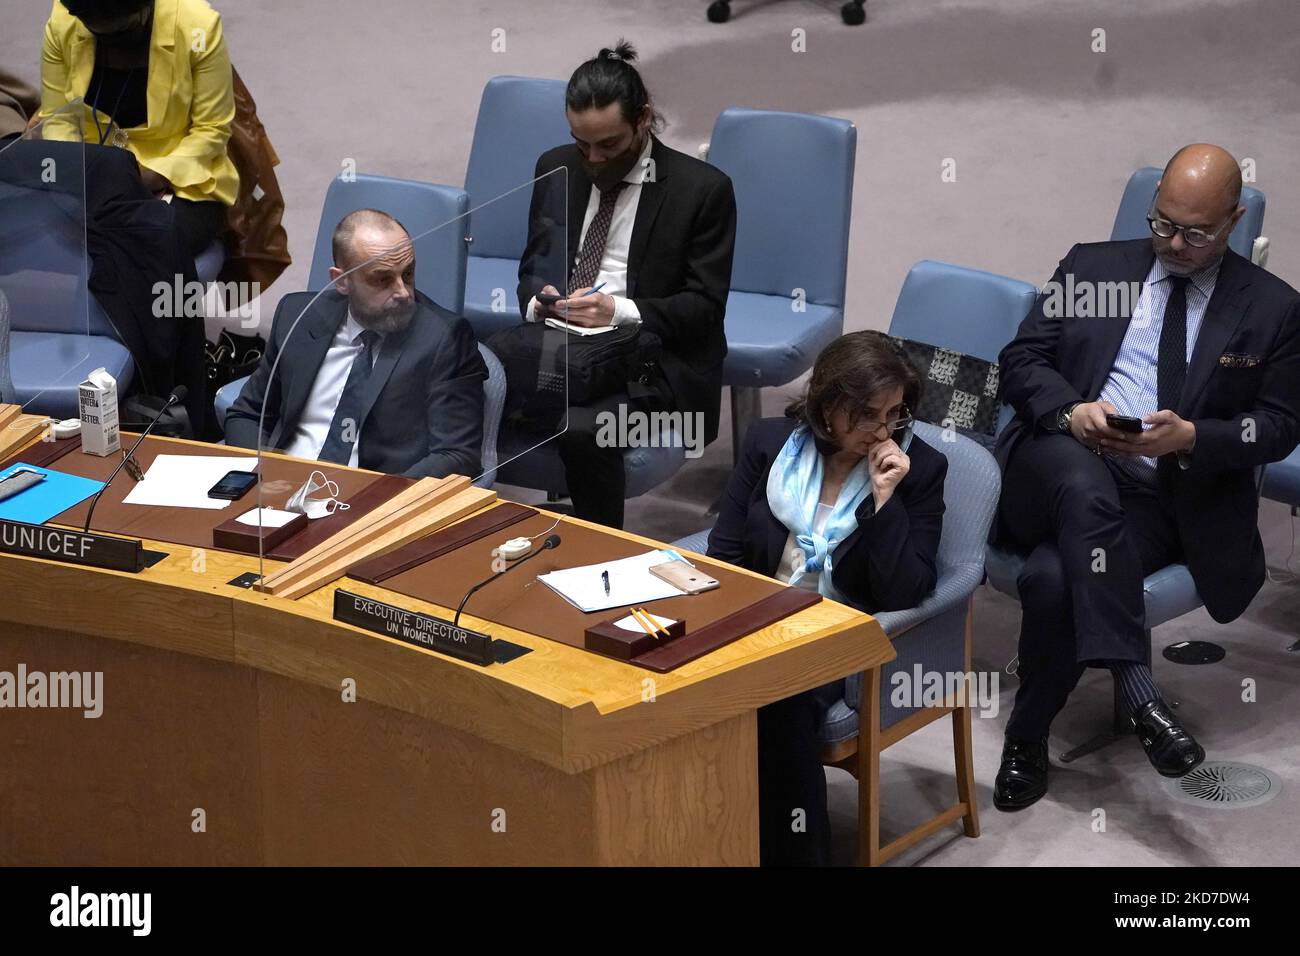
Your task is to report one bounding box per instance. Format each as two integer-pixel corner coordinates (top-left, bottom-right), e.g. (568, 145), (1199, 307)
(766, 424), (874, 602)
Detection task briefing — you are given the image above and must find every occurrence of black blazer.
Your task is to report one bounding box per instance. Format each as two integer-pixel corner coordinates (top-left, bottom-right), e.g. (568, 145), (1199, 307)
(516, 135), (737, 445)
(995, 238), (1300, 623)
(225, 289), (487, 479)
(707, 417), (948, 613)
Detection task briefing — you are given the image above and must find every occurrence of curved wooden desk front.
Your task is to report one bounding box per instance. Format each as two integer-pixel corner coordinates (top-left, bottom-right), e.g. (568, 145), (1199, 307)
(0, 434), (894, 866)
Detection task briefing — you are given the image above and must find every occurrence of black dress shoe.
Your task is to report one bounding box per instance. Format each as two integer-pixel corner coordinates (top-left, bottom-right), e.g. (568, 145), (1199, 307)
(1131, 699), (1205, 777)
(993, 736), (1049, 811)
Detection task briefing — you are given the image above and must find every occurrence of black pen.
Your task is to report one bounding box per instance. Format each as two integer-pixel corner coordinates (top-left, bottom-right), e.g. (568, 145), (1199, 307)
(602, 569), (610, 595)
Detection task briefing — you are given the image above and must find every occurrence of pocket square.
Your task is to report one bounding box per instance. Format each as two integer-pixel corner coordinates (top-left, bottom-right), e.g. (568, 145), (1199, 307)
(1219, 352), (1261, 368)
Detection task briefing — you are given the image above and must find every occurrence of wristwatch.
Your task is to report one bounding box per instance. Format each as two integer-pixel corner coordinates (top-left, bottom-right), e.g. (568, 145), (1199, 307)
(1056, 402), (1081, 434)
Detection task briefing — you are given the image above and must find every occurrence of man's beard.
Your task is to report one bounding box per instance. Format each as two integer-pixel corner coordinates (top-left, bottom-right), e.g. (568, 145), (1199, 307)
(352, 300), (415, 335)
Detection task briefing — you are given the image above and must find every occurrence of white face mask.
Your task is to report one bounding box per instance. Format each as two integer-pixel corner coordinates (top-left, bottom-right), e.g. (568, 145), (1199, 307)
(285, 470), (350, 520)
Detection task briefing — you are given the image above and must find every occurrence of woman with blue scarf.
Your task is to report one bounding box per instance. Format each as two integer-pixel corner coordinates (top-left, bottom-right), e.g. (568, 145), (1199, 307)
(708, 331), (947, 865)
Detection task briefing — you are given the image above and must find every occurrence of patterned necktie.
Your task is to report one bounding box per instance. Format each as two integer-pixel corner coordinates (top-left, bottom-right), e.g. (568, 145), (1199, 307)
(318, 329), (379, 465)
(569, 180), (629, 292)
(1157, 275), (1191, 413)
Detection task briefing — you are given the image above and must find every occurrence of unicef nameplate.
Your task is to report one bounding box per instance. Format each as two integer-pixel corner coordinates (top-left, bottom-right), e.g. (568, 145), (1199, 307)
(333, 589), (494, 666)
(0, 518), (146, 572)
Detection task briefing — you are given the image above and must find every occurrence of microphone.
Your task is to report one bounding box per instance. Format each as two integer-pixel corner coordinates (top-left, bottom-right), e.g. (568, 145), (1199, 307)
(454, 533), (561, 627)
(82, 385), (189, 534)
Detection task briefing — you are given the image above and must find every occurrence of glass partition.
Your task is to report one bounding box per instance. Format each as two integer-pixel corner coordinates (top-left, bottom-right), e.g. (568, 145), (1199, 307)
(0, 101), (95, 428)
(246, 167), (571, 576)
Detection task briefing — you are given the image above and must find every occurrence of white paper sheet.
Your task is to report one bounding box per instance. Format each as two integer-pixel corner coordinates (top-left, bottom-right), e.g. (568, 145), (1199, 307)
(613, 612), (676, 633)
(122, 455), (256, 510)
(537, 549), (686, 613)
(235, 507), (298, 528)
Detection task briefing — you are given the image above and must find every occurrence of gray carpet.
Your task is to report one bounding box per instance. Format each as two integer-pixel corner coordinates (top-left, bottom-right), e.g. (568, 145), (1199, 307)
(4, 0), (1298, 866)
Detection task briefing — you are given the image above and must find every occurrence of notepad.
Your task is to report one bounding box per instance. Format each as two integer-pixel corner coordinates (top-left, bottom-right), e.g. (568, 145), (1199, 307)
(0, 463), (105, 525)
(537, 549), (687, 612)
(544, 317), (618, 336)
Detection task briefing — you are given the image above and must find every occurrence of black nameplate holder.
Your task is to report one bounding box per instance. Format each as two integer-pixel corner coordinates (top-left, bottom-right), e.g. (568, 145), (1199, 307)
(333, 589), (531, 666)
(0, 518), (163, 573)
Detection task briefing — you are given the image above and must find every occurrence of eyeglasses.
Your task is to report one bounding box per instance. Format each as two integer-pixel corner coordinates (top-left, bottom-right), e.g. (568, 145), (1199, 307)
(847, 406), (913, 437)
(1146, 203), (1235, 248)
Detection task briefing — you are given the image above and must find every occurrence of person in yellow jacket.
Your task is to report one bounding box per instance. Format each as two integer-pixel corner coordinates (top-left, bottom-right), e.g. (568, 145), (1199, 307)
(40, 0), (239, 256)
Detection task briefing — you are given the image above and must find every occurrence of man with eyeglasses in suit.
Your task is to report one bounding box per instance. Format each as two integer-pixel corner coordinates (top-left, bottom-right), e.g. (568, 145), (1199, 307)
(990, 143), (1300, 811)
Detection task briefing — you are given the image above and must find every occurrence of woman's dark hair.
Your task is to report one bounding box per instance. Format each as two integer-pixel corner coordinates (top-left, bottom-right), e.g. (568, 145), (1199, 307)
(61, 0), (153, 23)
(565, 40), (664, 134)
(785, 331), (922, 450)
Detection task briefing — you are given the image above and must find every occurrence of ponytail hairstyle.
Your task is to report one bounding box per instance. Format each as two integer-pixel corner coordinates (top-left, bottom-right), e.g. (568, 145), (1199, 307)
(565, 40), (665, 134)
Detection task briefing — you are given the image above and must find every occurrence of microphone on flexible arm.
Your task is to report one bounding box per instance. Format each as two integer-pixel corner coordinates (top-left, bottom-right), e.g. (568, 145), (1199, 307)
(82, 385), (189, 534)
(454, 533), (561, 628)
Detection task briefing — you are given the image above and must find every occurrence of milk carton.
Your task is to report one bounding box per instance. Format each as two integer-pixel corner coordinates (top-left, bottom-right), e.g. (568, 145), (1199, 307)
(78, 367), (120, 456)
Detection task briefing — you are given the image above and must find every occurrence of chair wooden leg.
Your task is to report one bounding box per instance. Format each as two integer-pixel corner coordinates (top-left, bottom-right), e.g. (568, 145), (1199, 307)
(952, 703), (980, 838)
(955, 600), (979, 838)
(857, 666), (882, 867)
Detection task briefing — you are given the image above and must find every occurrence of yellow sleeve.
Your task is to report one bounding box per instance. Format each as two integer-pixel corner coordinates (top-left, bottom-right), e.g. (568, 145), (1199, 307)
(38, 6), (81, 141)
(141, 10), (236, 192)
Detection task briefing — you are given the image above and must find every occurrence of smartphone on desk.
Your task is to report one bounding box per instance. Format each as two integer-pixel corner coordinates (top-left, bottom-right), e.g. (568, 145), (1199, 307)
(1106, 414), (1144, 433)
(208, 470), (259, 501)
(650, 560), (720, 595)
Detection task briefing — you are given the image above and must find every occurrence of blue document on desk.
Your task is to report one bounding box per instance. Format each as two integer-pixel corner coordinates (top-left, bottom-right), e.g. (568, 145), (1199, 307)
(0, 463), (105, 525)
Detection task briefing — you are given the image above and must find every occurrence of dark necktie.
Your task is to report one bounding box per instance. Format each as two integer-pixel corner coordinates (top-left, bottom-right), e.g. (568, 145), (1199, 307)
(569, 180), (629, 292)
(318, 329), (379, 465)
(1155, 275), (1190, 488)
(1157, 275), (1191, 413)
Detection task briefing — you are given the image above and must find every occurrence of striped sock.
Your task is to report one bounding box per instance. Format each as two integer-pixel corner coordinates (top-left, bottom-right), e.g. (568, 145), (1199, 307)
(1109, 661), (1161, 715)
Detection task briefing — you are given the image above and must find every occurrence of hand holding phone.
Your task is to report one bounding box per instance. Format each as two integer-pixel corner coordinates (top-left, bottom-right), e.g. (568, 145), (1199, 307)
(1105, 413), (1144, 433)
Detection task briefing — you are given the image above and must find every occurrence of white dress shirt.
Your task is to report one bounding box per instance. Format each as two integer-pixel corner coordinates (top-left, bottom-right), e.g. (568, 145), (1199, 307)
(527, 134), (654, 326)
(1098, 255), (1220, 481)
(283, 310), (375, 468)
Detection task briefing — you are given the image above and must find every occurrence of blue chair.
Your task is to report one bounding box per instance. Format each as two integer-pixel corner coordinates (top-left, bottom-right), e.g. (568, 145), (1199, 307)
(0, 285), (13, 404)
(217, 341), (506, 491)
(674, 421), (999, 865)
(462, 76), (569, 341)
(705, 108), (856, 457)
(0, 188), (134, 418)
(308, 173), (470, 314)
(1110, 165), (1268, 266)
(1262, 450), (1300, 514)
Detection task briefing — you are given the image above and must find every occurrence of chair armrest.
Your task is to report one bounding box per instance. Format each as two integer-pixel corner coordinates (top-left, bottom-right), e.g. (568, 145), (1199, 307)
(872, 561), (984, 638)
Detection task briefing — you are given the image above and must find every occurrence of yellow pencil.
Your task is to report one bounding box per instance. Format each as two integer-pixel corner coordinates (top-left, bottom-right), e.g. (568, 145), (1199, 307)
(629, 607), (659, 639)
(636, 606), (672, 639)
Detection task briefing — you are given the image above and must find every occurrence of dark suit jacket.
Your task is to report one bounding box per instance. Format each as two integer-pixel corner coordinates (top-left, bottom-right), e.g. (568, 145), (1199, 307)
(516, 135), (737, 445)
(994, 238), (1300, 623)
(707, 417), (947, 613)
(225, 289), (487, 479)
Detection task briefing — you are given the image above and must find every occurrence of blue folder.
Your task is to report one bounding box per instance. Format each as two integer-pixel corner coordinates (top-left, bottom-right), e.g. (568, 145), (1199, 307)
(0, 463), (106, 525)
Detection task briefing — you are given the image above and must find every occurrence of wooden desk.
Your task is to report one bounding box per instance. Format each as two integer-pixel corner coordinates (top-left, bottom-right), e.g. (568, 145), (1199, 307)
(0, 432), (894, 865)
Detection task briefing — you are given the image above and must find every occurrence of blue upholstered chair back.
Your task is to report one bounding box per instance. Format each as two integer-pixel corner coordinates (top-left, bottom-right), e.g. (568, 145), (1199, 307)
(837, 421), (1001, 731)
(887, 259), (1039, 365)
(1110, 166), (1265, 261)
(0, 187), (116, 338)
(307, 174), (470, 316)
(463, 76), (569, 261)
(707, 107), (855, 307)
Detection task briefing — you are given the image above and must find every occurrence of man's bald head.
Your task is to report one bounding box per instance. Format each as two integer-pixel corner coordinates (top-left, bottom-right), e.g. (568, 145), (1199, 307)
(331, 208), (410, 270)
(1161, 144), (1242, 212)
(1151, 143), (1246, 275)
